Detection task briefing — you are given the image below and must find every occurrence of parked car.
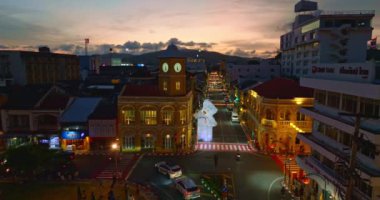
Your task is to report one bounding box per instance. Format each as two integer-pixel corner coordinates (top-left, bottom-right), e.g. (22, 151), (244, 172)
(175, 177), (201, 199)
(155, 161), (182, 179)
(231, 112), (239, 122)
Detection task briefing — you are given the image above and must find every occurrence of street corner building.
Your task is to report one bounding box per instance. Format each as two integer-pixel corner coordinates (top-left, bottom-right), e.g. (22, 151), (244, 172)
(117, 44), (194, 153)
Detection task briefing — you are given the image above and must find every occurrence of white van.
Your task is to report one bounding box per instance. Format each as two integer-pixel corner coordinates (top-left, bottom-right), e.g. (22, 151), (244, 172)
(231, 112), (239, 122)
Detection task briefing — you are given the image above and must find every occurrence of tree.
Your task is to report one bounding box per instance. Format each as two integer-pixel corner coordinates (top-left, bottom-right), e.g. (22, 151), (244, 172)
(4, 144), (62, 179)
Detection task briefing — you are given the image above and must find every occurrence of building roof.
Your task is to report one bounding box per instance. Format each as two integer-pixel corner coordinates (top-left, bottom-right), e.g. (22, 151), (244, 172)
(37, 92), (71, 110)
(252, 78), (313, 99)
(2, 85), (51, 109)
(60, 97), (102, 123)
(88, 102), (116, 119)
(121, 84), (164, 97)
(159, 44), (186, 58)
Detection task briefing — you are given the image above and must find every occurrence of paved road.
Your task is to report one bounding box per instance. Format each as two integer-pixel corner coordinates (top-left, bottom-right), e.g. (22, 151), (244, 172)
(129, 152), (286, 200)
(212, 107), (247, 143)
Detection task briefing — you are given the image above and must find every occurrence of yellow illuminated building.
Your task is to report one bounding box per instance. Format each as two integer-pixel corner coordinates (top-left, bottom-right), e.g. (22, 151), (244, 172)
(118, 45), (193, 153)
(241, 78), (314, 154)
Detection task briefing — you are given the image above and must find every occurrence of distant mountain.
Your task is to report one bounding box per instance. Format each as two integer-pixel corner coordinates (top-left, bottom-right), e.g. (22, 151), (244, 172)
(97, 49), (254, 66)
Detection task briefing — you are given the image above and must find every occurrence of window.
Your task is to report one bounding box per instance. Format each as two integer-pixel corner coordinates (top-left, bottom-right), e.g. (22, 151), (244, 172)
(176, 81), (181, 90)
(163, 81), (168, 91)
(123, 136), (135, 149)
(179, 109), (187, 125)
(140, 110), (157, 125)
(265, 109), (274, 120)
(342, 94), (357, 113)
(316, 121), (325, 133)
(361, 140), (376, 159)
(314, 90), (326, 105)
(142, 134), (154, 148)
(311, 150), (321, 161)
(360, 98), (380, 118)
(122, 109), (135, 125)
(327, 92), (340, 109)
(338, 131), (352, 147)
(162, 109), (174, 125)
(9, 115), (29, 129)
(325, 125), (339, 141)
(163, 134), (172, 149)
(296, 112), (306, 121)
(279, 112), (286, 121)
(180, 134), (186, 149)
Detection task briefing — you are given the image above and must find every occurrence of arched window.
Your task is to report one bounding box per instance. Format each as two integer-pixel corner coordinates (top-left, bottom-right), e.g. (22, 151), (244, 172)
(140, 107), (157, 125)
(161, 107), (174, 125)
(285, 111), (291, 121)
(266, 109), (274, 120)
(179, 108), (187, 125)
(297, 112), (306, 121)
(121, 106), (135, 125)
(163, 134), (172, 149)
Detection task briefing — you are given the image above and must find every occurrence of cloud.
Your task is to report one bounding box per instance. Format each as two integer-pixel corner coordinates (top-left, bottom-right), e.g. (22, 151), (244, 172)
(0, 44), (10, 49)
(226, 48), (257, 58)
(44, 38), (215, 55)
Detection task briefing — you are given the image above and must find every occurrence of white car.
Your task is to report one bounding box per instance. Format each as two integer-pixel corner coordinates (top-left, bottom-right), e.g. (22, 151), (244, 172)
(155, 161), (182, 179)
(231, 112), (239, 122)
(175, 177), (201, 199)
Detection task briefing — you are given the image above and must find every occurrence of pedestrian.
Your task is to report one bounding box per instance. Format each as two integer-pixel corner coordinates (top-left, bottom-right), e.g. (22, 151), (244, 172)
(77, 186), (82, 200)
(91, 191), (96, 200)
(281, 186), (285, 197)
(82, 190), (87, 200)
(214, 154), (219, 168)
(112, 173), (116, 188)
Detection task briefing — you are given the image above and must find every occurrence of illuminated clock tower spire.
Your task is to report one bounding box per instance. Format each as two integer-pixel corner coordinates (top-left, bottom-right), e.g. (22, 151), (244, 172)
(158, 44), (187, 96)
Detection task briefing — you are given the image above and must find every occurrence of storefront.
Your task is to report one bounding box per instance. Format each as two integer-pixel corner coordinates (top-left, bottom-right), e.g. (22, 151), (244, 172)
(61, 130), (90, 152)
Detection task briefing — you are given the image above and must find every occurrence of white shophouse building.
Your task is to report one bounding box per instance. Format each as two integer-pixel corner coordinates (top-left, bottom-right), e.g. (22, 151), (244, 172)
(296, 61), (380, 200)
(280, 0), (375, 78)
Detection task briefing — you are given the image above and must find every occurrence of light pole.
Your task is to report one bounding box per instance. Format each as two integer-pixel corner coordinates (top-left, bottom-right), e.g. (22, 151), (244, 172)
(111, 142), (119, 177)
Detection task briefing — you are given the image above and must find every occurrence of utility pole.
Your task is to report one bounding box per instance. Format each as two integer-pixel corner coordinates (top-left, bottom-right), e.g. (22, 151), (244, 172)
(344, 113), (361, 200)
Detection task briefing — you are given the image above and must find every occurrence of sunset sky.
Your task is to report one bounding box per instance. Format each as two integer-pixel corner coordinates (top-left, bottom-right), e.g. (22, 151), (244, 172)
(0, 0), (379, 57)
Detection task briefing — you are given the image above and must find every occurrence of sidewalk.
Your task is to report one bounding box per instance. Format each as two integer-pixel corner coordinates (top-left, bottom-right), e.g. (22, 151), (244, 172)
(125, 181), (159, 200)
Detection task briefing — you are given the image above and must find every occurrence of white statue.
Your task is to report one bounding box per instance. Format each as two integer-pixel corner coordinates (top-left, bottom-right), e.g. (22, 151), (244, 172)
(194, 99), (217, 142)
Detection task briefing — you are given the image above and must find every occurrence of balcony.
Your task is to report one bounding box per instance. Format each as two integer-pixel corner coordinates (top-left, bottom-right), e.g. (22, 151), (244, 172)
(298, 133), (380, 178)
(277, 120), (312, 132)
(261, 119), (277, 128)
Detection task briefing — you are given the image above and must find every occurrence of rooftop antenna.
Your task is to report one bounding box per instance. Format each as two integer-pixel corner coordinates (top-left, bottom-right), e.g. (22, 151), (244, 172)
(84, 38), (89, 56)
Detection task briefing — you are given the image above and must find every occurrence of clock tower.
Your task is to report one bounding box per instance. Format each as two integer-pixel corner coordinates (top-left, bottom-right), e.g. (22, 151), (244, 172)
(158, 44), (187, 96)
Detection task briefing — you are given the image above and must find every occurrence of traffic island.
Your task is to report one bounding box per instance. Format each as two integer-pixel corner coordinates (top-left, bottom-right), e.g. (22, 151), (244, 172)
(200, 173), (235, 200)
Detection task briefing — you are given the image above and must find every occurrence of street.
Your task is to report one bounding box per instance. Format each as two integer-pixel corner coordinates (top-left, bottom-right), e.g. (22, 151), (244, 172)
(129, 98), (286, 200)
(129, 151), (285, 200)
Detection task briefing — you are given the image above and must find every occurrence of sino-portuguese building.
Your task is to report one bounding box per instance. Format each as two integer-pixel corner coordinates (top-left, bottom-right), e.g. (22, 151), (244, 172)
(118, 45), (193, 153)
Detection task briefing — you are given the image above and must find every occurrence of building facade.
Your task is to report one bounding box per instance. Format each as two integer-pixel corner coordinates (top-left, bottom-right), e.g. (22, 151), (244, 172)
(226, 58), (281, 84)
(241, 78), (314, 154)
(0, 86), (71, 150)
(296, 61), (380, 200)
(0, 47), (80, 86)
(118, 45), (193, 153)
(280, 0), (375, 77)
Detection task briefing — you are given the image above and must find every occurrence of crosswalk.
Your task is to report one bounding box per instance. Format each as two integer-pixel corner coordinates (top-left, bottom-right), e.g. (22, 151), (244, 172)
(195, 142), (255, 152)
(96, 155), (135, 179)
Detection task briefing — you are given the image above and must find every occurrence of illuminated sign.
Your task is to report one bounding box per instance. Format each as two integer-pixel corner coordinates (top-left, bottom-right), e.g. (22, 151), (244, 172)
(311, 65), (369, 79)
(62, 131), (86, 140)
(301, 20), (320, 33)
(49, 136), (60, 149)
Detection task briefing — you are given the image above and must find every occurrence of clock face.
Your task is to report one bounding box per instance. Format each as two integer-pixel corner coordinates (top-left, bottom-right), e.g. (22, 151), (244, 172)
(174, 63), (182, 72)
(162, 62), (169, 72)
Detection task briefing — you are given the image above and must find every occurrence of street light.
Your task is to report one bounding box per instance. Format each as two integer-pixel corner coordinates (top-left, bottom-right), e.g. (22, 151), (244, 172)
(111, 142), (119, 177)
